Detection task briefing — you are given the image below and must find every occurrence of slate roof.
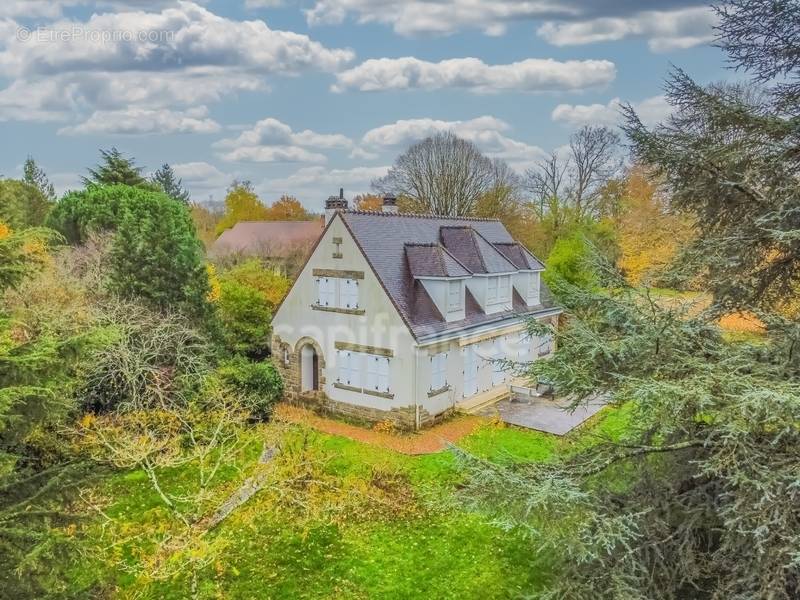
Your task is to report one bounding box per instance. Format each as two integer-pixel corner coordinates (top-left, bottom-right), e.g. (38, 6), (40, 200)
(211, 220), (324, 258)
(494, 242), (545, 271)
(405, 243), (471, 278)
(337, 211), (559, 340)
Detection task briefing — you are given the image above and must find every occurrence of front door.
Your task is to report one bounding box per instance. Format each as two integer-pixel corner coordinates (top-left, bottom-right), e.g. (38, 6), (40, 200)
(301, 345), (318, 392)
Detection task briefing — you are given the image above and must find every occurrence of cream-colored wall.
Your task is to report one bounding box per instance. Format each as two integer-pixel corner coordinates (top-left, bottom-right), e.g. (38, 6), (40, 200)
(272, 215), (418, 412)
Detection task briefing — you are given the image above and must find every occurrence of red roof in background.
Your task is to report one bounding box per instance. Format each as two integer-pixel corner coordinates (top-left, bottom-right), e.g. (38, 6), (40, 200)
(211, 220), (324, 257)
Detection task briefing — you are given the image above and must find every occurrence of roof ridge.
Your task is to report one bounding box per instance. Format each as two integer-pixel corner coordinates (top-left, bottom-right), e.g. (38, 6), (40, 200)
(471, 228), (517, 272)
(438, 243), (473, 275)
(343, 210), (500, 222)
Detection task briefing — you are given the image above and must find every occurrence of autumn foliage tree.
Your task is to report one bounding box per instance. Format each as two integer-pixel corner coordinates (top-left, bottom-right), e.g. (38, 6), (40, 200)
(265, 195), (312, 221)
(616, 166), (693, 285)
(215, 181), (269, 236)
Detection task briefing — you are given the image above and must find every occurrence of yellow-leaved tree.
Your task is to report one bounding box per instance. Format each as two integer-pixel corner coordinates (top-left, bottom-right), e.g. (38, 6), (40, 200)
(265, 195), (312, 221)
(215, 182), (269, 236)
(616, 166), (693, 285)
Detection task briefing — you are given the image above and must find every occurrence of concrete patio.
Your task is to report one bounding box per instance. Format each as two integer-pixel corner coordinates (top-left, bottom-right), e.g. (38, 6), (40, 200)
(475, 393), (608, 435)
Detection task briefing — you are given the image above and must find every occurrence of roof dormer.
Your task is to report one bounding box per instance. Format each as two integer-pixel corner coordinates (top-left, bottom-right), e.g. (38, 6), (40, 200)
(405, 243), (470, 322)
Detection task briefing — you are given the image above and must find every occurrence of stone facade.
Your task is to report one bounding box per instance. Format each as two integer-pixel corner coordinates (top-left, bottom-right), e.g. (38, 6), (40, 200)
(271, 334), (428, 430)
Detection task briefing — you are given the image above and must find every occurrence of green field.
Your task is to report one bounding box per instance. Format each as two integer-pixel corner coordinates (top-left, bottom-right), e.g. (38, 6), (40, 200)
(62, 406), (632, 599)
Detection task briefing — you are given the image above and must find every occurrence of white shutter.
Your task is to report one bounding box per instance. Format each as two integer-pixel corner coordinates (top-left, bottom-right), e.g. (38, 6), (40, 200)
(431, 353), (447, 390)
(448, 281), (461, 311)
(336, 350), (346, 383)
(499, 276), (511, 302)
(378, 357), (390, 393)
(487, 277), (498, 303)
(462, 346), (478, 397)
(491, 339), (505, 386)
(366, 354), (380, 391)
(318, 277), (336, 307)
(341, 278), (359, 309)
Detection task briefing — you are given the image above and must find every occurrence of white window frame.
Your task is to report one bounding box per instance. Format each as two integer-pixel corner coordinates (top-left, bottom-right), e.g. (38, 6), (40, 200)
(430, 352), (448, 391)
(447, 280), (462, 312)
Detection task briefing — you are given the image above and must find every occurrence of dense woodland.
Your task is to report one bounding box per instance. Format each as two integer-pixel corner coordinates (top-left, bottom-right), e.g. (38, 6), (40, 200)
(0, 0), (798, 598)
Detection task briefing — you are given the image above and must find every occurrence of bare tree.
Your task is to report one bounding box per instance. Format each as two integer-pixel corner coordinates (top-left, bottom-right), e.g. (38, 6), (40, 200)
(373, 131), (496, 216)
(526, 125), (621, 218)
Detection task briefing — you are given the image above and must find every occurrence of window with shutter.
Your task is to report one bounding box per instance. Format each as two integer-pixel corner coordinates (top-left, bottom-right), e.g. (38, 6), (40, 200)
(366, 355), (380, 391)
(430, 352), (447, 391)
(447, 280), (462, 312)
(317, 277), (336, 307)
(378, 357), (390, 393)
(499, 276), (511, 302)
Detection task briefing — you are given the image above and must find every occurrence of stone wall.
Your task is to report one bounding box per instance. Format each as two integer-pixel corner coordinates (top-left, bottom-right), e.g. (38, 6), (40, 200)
(271, 334), (431, 430)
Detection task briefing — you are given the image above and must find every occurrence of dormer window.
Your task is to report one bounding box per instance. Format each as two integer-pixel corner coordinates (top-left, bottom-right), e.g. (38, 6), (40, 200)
(487, 275), (512, 305)
(448, 280), (463, 312)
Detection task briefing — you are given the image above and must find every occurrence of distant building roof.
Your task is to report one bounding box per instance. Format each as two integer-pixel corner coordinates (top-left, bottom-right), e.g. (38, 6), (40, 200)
(211, 220), (324, 258)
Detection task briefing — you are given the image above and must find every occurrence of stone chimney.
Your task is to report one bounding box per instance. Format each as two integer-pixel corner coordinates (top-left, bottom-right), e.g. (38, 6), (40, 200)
(325, 188), (348, 224)
(382, 195), (398, 214)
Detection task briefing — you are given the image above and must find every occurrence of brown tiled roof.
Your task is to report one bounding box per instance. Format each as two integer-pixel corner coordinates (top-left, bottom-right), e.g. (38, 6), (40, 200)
(211, 220), (324, 257)
(338, 211), (558, 340)
(405, 243), (471, 278)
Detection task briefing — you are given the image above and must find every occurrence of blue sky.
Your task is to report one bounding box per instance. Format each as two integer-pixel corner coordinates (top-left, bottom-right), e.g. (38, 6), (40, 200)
(0, 0), (730, 208)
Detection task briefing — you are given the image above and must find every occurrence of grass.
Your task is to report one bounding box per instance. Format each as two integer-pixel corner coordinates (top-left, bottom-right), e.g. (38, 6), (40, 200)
(65, 405), (631, 599)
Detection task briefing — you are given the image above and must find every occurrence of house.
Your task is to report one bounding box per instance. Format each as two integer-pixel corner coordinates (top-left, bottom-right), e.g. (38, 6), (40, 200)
(211, 219), (324, 273)
(271, 194), (561, 430)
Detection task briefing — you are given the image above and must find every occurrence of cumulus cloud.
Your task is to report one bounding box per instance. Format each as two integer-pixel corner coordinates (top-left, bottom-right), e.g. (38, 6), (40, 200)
(538, 7), (717, 52)
(0, 2), (353, 122)
(58, 106), (221, 135)
(361, 116), (547, 171)
(214, 118), (354, 163)
(333, 56), (616, 93)
(305, 0), (710, 47)
(551, 95), (671, 127)
(170, 160), (233, 201)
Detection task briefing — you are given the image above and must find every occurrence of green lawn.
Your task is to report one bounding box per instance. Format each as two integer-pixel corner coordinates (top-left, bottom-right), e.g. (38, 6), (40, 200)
(64, 406), (630, 599)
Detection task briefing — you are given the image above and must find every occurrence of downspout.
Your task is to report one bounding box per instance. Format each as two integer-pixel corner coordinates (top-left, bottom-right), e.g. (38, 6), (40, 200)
(414, 344), (421, 431)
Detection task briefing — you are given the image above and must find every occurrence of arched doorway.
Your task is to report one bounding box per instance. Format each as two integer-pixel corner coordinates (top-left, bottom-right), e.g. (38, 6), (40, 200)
(300, 344), (319, 392)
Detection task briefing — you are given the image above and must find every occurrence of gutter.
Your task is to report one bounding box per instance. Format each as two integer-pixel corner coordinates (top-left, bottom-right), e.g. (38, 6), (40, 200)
(415, 306), (563, 346)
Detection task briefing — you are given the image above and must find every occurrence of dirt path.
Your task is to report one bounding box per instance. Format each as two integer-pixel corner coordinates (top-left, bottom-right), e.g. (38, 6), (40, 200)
(274, 404), (486, 455)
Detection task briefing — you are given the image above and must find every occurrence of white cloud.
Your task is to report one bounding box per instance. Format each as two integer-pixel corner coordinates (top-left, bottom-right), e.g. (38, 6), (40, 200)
(538, 7), (717, 52)
(0, 2), (353, 123)
(551, 95), (671, 127)
(333, 56), (616, 93)
(362, 116), (547, 172)
(58, 106), (221, 135)
(171, 160), (233, 201)
(262, 165), (390, 207)
(305, 0), (711, 50)
(214, 117), (354, 163)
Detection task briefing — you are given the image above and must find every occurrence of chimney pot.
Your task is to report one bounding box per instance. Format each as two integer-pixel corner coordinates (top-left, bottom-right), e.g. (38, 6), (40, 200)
(325, 190), (348, 224)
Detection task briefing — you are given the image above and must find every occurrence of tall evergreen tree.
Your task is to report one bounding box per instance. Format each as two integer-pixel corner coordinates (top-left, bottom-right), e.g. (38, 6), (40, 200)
(22, 156), (56, 201)
(151, 163), (191, 204)
(458, 2), (800, 598)
(83, 148), (147, 188)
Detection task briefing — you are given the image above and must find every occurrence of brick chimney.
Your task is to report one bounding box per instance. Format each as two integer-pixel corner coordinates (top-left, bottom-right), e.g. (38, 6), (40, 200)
(325, 188), (348, 224)
(382, 195), (398, 214)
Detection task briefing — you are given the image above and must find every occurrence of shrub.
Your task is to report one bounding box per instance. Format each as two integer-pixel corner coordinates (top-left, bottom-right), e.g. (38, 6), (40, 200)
(216, 279), (272, 359)
(544, 232), (598, 290)
(48, 184), (211, 319)
(218, 258), (291, 312)
(217, 357), (283, 420)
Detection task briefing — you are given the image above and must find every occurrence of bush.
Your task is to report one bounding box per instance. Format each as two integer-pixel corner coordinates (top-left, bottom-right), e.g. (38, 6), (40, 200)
(216, 279), (272, 359)
(218, 258), (291, 312)
(544, 232), (598, 289)
(48, 184), (211, 319)
(217, 357), (283, 420)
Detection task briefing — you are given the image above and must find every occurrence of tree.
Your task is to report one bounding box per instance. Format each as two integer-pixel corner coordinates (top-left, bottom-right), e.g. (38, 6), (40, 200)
(526, 126), (621, 220)
(83, 148), (147, 188)
(458, 2), (800, 598)
(0, 179), (53, 229)
(215, 181), (269, 236)
(616, 166), (693, 285)
(352, 194), (384, 212)
(374, 131), (495, 216)
(265, 195), (311, 221)
(48, 184), (211, 319)
(152, 163), (191, 204)
(22, 156), (56, 201)
(620, 0), (799, 314)
(215, 279), (272, 358)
